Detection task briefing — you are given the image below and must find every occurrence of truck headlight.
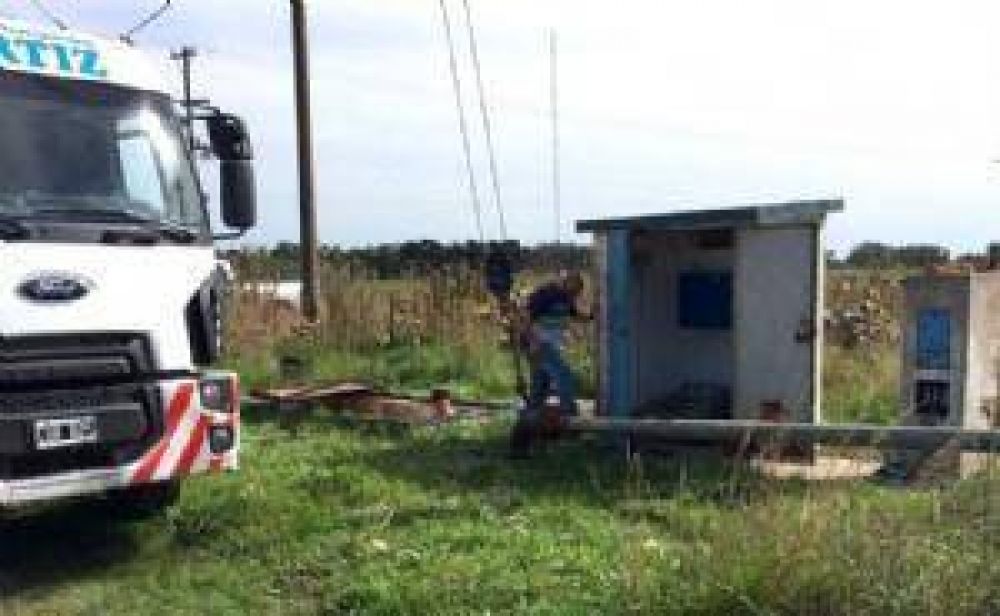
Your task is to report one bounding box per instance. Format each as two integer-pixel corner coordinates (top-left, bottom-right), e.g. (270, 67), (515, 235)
(209, 425), (235, 454)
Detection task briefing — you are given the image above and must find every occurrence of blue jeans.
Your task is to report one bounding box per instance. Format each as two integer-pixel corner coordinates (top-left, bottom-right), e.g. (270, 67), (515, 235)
(524, 338), (577, 421)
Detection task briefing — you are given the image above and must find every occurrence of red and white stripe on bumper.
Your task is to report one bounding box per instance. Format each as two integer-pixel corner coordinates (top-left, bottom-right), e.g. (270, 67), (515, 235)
(129, 378), (240, 483)
(0, 376), (240, 507)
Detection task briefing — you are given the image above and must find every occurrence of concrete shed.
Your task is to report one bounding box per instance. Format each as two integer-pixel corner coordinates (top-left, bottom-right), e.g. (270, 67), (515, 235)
(577, 200), (843, 423)
(897, 272), (1000, 477)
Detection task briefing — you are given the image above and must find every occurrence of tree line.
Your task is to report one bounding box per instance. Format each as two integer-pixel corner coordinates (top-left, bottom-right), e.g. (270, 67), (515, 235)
(224, 239), (1000, 279)
(831, 242), (1000, 269)
(225, 240), (592, 279)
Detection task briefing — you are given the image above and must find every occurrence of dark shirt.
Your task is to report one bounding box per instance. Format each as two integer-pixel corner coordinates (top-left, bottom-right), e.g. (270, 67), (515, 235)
(527, 283), (578, 323)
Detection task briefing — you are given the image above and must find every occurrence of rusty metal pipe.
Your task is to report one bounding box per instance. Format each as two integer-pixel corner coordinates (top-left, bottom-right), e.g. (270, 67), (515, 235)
(564, 417), (1000, 453)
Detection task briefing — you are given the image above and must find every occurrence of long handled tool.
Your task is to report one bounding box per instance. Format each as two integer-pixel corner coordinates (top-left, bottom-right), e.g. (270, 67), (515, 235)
(486, 253), (527, 402)
(490, 296), (528, 398)
(505, 305), (537, 458)
(506, 305), (529, 403)
(485, 253), (537, 457)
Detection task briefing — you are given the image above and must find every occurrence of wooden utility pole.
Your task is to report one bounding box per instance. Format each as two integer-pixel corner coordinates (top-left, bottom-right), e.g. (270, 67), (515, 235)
(291, 0), (321, 322)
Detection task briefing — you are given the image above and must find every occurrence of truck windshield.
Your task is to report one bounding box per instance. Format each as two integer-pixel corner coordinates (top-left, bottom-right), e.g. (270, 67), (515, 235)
(0, 72), (205, 230)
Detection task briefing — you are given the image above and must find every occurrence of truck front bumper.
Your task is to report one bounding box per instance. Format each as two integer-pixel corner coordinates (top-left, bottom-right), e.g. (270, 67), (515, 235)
(0, 374), (240, 507)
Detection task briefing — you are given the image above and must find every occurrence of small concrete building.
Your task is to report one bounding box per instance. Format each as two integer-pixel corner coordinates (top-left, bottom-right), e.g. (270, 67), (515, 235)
(577, 200), (843, 423)
(899, 272), (1000, 477)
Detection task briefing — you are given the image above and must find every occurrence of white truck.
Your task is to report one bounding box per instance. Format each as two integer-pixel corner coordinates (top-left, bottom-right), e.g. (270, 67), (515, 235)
(0, 19), (257, 514)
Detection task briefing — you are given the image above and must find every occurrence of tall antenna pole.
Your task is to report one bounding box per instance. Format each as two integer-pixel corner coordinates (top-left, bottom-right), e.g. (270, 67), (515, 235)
(170, 46), (197, 154)
(549, 28), (561, 244)
(290, 0), (321, 322)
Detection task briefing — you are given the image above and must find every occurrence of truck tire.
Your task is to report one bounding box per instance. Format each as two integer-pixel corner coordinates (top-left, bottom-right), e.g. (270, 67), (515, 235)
(105, 481), (181, 520)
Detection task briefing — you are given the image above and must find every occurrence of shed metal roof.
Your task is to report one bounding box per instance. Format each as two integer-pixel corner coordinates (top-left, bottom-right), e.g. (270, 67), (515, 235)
(576, 199), (844, 233)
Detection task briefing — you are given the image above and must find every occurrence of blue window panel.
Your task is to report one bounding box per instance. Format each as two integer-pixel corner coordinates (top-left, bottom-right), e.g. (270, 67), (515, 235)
(916, 309), (950, 370)
(678, 271), (733, 330)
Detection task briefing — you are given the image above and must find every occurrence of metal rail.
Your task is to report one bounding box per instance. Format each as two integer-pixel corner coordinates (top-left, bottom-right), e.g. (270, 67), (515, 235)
(564, 417), (1000, 453)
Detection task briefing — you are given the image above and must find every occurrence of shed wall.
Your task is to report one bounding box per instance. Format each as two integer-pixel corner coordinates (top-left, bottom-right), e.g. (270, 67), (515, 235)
(734, 226), (819, 422)
(595, 230), (635, 418)
(594, 234), (609, 416)
(968, 274), (1000, 430)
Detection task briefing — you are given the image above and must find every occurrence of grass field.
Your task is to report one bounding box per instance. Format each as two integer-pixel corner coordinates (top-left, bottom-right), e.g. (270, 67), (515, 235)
(5, 266), (978, 615)
(3, 413), (1000, 615)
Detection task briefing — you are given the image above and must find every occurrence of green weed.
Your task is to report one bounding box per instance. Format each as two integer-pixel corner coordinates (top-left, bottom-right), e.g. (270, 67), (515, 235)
(4, 418), (1000, 615)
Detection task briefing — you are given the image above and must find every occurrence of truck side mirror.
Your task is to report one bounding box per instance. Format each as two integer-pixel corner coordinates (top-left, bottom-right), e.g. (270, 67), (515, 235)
(206, 113), (257, 231)
(219, 160), (257, 230)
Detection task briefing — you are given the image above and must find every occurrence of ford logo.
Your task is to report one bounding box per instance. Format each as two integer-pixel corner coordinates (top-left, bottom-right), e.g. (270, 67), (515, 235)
(18, 272), (94, 303)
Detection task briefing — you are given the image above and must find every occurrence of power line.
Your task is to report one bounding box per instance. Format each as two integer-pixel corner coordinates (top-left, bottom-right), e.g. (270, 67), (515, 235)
(460, 0), (507, 240)
(436, 0), (485, 242)
(121, 0), (174, 43)
(25, 0), (67, 30)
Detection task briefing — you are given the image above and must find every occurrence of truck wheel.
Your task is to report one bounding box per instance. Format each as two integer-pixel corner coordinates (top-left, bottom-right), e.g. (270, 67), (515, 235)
(106, 481), (181, 520)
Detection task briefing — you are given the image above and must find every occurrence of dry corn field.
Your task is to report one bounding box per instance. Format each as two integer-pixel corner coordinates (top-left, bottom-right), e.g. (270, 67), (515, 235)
(225, 255), (596, 398)
(226, 256), (903, 414)
(230, 260), (500, 354)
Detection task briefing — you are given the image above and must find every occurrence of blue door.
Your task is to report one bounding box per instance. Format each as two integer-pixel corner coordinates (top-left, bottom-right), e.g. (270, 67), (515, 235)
(916, 309), (951, 370)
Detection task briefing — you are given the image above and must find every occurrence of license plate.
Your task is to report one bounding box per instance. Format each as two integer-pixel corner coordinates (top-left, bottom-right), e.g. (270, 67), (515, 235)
(33, 417), (99, 450)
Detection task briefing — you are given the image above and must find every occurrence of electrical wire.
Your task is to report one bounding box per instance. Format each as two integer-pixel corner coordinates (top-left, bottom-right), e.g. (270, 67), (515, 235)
(460, 0), (507, 240)
(25, 0), (67, 30)
(121, 0), (173, 43)
(436, 0), (486, 243)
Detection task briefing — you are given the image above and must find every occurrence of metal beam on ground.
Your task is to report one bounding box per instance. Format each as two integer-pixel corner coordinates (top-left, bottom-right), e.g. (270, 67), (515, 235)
(564, 417), (1000, 453)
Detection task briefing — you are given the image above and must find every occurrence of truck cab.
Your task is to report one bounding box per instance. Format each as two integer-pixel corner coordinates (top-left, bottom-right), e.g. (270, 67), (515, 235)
(0, 19), (256, 511)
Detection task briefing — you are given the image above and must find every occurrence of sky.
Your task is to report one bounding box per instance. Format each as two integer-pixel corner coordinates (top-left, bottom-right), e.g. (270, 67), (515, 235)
(4, 0), (1000, 252)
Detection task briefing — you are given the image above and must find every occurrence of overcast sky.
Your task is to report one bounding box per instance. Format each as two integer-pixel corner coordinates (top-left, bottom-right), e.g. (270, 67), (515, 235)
(6, 0), (1000, 251)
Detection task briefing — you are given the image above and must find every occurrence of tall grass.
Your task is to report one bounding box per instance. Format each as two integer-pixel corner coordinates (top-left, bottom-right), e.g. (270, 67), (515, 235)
(823, 344), (900, 425)
(226, 256), (595, 399)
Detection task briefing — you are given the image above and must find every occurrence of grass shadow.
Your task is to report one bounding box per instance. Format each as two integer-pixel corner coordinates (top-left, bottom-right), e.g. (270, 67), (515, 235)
(242, 403), (879, 516)
(353, 422), (818, 514)
(0, 499), (142, 597)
